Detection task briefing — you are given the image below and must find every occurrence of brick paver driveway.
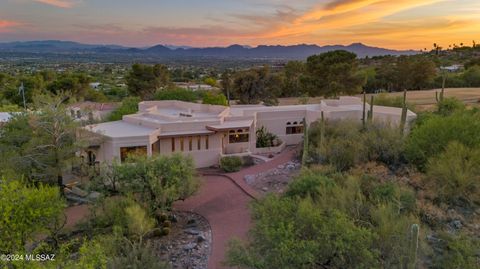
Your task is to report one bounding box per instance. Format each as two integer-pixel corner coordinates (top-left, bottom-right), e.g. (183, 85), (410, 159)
(174, 147), (298, 269)
(174, 174), (253, 269)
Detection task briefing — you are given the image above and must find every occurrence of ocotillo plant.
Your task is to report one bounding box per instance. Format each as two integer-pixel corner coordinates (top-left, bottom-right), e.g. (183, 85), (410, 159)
(407, 224), (420, 269)
(302, 117), (309, 166)
(400, 89), (408, 134)
(367, 95), (374, 122)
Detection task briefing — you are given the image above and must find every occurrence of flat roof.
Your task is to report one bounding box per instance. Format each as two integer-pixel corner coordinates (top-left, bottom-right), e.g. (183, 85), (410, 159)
(159, 129), (214, 138)
(85, 121), (155, 138)
(207, 120), (253, 131)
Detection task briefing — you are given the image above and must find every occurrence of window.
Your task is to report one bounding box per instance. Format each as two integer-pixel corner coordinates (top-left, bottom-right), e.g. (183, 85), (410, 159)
(189, 137), (193, 151)
(180, 137), (184, 151)
(205, 136), (209, 150)
(229, 129), (249, 143)
(286, 121), (304, 135)
(171, 138), (175, 152)
(120, 146), (147, 162)
(152, 140), (160, 155)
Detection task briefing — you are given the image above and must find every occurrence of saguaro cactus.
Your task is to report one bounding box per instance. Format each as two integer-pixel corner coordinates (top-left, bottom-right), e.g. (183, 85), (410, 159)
(407, 224), (420, 269)
(362, 90), (367, 128)
(367, 95), (374, 122)
(400, 89), (408, 134)
(302, 117), (309, 166)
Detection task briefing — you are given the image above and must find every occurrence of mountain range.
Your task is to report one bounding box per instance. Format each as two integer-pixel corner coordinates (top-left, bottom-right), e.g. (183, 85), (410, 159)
(0, 40), (418, 59)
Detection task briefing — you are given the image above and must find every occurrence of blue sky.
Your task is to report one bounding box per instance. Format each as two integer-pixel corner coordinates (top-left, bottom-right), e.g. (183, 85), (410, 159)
(0, 0), (479, 49)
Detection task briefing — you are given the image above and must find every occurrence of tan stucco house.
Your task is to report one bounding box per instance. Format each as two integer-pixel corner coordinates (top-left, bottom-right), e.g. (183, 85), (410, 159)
(83, 97), (416, 168)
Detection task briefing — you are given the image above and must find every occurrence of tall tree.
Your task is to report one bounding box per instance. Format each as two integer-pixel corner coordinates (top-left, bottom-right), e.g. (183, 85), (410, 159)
(232, 66), (282, 105)
(282, 61), (306, 97)
(28, 94), (83, 187)
(0, 94), (83, 187)
(304, 50), (364, 97)
(126, 64), (170, 100)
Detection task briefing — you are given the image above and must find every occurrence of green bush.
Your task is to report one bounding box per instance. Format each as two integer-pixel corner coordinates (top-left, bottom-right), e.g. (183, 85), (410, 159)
(108, 97), (140, 121)
(436, 97), (465, 116)
(256, 126), (280, 148)
(220, 156), (243, 172)
(309, 120), (405, 171)
(153, 87), (199, 102)
(202, 91), (228, 106)
(433, 233), (480, 269)
(405, 111), (480, 170)
(425, 141), (480, 206)
(88, 196), (137, 233)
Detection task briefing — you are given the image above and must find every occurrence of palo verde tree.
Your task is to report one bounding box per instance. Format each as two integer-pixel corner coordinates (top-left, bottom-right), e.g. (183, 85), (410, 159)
(114, 154), (199, 213)
(0, 178), (65, 254)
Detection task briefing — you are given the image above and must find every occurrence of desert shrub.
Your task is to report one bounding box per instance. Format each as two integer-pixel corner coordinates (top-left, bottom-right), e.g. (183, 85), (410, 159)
(116, 154), (199, 212)
(363, 123), (406, 166)
(432, 233), (480, 269)
(226, 195), (379, 269)
(309, 120), (405, 171)
(125, 203), (156, 240)
(436, 97), (465, 116)
(256, 126), (280, 148)
(425, 141), (480, 206)
(405, 111), (480, 170)
(87, 196), (137, 233)
(108, 97), (140, 121)
(153, 87), (199, 102)
(228, 169), (420, 268)
(220, 156), (243, 172)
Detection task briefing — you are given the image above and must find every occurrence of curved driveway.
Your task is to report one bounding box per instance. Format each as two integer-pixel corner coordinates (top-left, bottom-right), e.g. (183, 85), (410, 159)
(174, 175), (253, 269)
(174, 147), (298, 269)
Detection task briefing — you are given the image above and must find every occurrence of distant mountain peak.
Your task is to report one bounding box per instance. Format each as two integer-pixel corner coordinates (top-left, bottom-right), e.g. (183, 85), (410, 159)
(0, 40), (419, 59)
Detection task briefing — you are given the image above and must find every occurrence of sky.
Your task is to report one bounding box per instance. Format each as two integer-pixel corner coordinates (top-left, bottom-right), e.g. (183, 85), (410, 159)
(0, 0), (479, 49)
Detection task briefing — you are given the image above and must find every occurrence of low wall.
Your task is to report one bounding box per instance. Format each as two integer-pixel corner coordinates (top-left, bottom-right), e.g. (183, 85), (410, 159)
(253, 141), (286, 154)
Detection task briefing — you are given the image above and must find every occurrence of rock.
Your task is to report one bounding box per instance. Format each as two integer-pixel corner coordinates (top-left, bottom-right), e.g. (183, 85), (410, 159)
(87, 191), (101, 200)
(262, 187), (268, 192)
(71, 186), (88, 197)
(184, 228), (200, 235)
(286, 164), (295, 170)
(183, 243), (196, 251)
(277, 165), (285, 169)
(451, 220), (462, 229)
(427, 234), (442, 243)
(197, 235), (206, 243)
(244, 175), (255, 184)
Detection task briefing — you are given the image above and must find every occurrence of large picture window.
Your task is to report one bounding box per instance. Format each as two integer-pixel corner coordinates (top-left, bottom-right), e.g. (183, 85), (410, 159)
(229, 129), (249, 143)
(120, 146), (147, 162)
(286, 121), (304, 135)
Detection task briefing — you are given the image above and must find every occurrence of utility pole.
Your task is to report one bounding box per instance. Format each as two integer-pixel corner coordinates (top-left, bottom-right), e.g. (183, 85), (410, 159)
(19, 82), (26, 110)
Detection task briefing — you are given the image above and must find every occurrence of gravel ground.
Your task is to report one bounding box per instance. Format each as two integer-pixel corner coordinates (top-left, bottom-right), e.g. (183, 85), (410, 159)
(153, 211), (212, 269)
(244, 159), (302, 194)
